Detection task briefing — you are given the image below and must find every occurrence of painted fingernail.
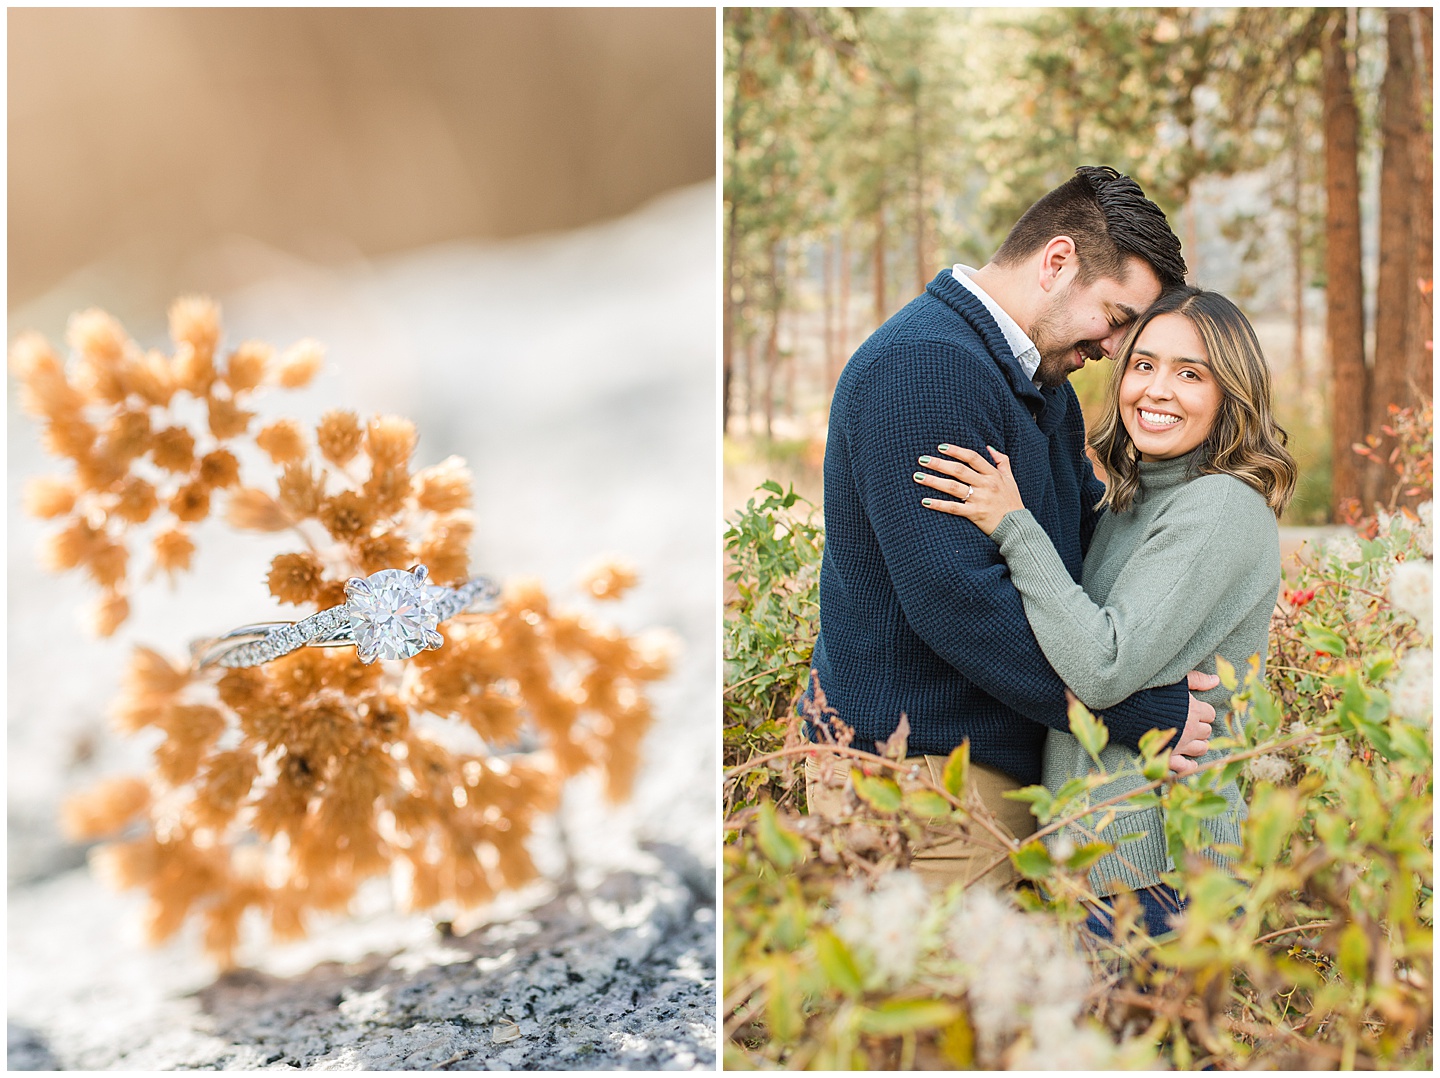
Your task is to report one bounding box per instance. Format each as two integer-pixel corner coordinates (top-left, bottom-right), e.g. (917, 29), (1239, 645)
(918, 456), (931, 464)
(938, 443), (951, 451)
(913, 472), (925, 481)
(922, 498), (932, 506)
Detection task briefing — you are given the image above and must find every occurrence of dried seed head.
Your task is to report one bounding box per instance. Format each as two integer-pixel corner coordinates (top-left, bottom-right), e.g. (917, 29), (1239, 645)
(356, 533), (413, 575)
(43, 517), (105, 571)
(224, 341), (272, 393)
(198, 449), (241, 490)
(74, 451), (127, 493)
(113, 477), (159, 524)
(414, 455), (473, 513)
(277, 463), (324, 519)
(42, 417), (98, 462)
(267, 551), (326, 605)
(579, 557), (639, 601)
(151, 427), (196, 473)
(207, 394), (253, 440)
(418, 513), (474, 584)
(121, 350), (177, 407)
(91, 590), (130, 636)
(319, 490), (371, 541)
(103, 410), (153, 463)
(256, 419), (307, 464)
(276, 339), (324, 388)
(169, 295), (221, 361)
(169, 481), (211, 523)
(152, 527), (195, 578)
(367, 415), (416, 468)
(316, 410), (363, 466)
(23, 476), (77, 519)
(62, 775), (151, 840)
(225, 487), (292, 532)
(88, 540), (128, 588)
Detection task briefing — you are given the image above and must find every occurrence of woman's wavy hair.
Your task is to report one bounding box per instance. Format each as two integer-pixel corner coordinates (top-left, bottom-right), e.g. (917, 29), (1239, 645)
(1090, 286), (1298, 517)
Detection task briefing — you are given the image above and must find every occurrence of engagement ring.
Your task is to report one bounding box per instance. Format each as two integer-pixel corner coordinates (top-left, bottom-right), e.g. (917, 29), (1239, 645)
(191, 565), (498, 670)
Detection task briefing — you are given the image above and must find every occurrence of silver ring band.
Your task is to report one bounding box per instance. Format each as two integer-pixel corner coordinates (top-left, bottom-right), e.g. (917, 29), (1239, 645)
(191, 564), (498, 670)
(962, 483), (973, 502)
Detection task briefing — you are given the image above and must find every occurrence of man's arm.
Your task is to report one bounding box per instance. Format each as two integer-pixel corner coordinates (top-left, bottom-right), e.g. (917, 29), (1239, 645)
(848, 343), (1189, 749)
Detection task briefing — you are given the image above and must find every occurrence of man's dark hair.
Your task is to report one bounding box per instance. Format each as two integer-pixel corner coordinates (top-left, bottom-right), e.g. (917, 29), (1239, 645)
(992, 165), (1187, 289)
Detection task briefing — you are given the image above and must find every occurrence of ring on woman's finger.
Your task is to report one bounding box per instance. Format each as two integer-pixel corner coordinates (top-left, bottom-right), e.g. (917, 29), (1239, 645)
(961, 482), (973, 502)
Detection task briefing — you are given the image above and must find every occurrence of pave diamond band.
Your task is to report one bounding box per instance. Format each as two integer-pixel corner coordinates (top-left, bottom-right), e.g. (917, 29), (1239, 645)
(191, 565), (498, 670)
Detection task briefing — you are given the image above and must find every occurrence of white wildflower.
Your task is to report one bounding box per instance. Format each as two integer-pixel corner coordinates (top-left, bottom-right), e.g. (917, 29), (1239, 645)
(1244, 753), (1293, 785)
(1332, 738), (1353, 769)
(1417, 502), (1432, 558)
(944, 888), (1091, 1060)
(830, 870), (931, 988)
(1388, 560), (1434, 636)
(1050, 833), (1076, 865)
(1387, 648), (1434, 726)
(1321, 532), (1362, 567)
(1008, 1020), (1128, 1071)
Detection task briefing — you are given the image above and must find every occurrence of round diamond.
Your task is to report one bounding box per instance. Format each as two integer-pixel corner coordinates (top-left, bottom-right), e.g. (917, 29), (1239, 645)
(346, 569), (441, 662)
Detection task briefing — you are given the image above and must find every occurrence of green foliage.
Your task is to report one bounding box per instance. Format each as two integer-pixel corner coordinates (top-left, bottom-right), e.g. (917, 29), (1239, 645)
(723, 460), (1433, 1067)
(723, 481), (824, 813)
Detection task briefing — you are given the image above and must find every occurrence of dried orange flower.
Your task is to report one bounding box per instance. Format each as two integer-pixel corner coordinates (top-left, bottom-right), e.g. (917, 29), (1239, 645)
(151, 427), (196, 473)
(198, 449), (241, 490)
(224, 341), (272, 393)
(317, 410), (363, 466)
(152, 528), (195, 579)
(580, 556), (640, 601)
(168, 481), (211, 523)
(414, 455), (473, 513)
(22, 298), (667, 969)
(256, 419), (307, 464)
(276, 339), (324, 388)
(23, 476), (76, 519)
(267, 551), (325, 605)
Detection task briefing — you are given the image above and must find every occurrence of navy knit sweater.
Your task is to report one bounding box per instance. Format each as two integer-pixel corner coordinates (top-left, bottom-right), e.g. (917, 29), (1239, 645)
(804, 270), (1190, 786)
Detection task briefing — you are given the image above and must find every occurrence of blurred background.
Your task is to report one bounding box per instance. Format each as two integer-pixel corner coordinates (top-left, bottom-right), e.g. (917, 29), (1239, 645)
(9, 8), (716, 1069)
(724, 8), (1432, 530)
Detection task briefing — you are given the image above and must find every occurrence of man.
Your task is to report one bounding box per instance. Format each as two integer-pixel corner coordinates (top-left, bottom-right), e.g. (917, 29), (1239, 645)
(804, 165), (1217, 886)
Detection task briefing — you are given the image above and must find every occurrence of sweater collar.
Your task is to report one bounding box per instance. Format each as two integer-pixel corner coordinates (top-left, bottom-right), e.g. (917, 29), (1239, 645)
(1137, 448), (1204, 493)
(925, 269), (1045, 412)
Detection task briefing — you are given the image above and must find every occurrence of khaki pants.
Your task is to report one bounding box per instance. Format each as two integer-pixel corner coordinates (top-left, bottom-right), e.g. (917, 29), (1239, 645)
(805, 753), (1038, 891)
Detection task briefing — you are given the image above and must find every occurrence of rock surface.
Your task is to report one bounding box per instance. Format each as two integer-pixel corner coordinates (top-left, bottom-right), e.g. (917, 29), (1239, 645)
(7, 182), (717, 1069)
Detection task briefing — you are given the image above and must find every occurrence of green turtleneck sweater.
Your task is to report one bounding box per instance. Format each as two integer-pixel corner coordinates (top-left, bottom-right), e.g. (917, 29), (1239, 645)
(988, 449), (1280, 895)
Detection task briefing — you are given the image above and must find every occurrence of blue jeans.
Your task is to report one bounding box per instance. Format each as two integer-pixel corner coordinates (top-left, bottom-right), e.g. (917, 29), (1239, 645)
(1084, 883), (1187, 939)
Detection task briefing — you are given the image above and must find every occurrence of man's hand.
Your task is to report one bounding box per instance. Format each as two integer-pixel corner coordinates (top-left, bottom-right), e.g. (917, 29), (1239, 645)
(1168, 670), (1219, 776)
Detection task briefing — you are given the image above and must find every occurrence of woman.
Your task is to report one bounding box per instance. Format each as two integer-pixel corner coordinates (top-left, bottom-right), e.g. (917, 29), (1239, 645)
(912, 286), (1296, 938)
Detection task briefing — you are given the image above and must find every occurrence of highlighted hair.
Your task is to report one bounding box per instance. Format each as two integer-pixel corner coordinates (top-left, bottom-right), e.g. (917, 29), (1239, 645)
(1090, 287), (1298, 516)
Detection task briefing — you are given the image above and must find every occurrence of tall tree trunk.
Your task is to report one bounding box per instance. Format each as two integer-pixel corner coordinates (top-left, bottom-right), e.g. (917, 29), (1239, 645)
(763, 239), (782, 440)
(741, 331), (755, 435)
(1321, 8), (1369, 518)
(1410, 7), (1433, 402)
(872, 197), (888, 326)
(1367, 8), (1418, 505)
(821, 235), (834, 397)
(1289, 100), (1306, 377)
(913, 97), (927, 295)
(836, 222), (852, 389)
(722, 35), (748, 438)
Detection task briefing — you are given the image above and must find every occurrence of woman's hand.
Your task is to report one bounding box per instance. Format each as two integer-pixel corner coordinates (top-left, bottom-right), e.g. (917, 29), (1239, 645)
(913, 444), (1024, 536)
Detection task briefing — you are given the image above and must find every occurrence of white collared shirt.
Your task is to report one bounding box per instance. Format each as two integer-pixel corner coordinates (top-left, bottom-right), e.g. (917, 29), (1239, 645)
(951, 264), (1042, 385)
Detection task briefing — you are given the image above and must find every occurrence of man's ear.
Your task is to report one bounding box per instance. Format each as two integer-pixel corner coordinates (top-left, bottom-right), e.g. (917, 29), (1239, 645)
(1038, 236), (1077, 294)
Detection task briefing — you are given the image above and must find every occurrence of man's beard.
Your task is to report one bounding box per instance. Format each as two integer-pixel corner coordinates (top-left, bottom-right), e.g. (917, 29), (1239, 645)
(1029, 299), (1105, 388)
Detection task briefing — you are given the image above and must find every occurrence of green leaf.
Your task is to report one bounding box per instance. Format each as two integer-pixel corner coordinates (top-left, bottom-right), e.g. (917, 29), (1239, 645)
(1300, 621), (1347, 658)
(1245, 784), (1297, 865)
(1065, 841), (1113, 872)
(1190, 791), (1231, 818)
(904, 788), (954, 818)
(1011, 840), (1054, 880)
(755, 801), (807, 870)
(1215, 654), (1237, 690)
(941, 741), (970, 798)
(813, 929), (865, 996)
(1003, 784), (1054, 822)
(851, 770), (903, 814)
(1067, 695), (1109, 762)
(857, 999), (960, 1036)
(1338, 921), (1369, 983)
(1385, 720), (1431, 763)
